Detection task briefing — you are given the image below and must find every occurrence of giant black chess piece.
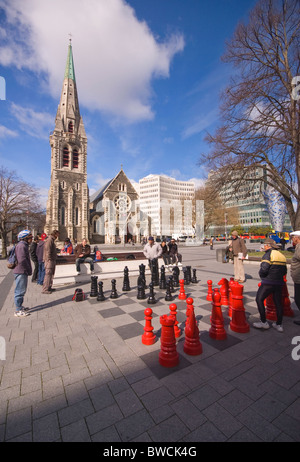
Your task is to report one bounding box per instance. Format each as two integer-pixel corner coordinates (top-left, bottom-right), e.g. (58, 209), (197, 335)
(168, 275), (175, 293)
(186, 266), (192, 285)
(137, 284), (146, 300)
(159, 265), (167, 290)
(172, 266), (180, 287)
(122, 266), (131, 291)
(165, 281), (173, 302)
(138, 264), (147, 289)
(191, 268), (198, 283)
(150, 258), (159, 286)
(147, 282), (156, 304)
(90, 275), (98, 297)
(97, 281), (105, 301)
(110, 279), (118, 299)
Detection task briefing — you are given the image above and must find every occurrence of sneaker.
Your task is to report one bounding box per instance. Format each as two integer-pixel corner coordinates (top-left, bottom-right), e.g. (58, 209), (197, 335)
(272, 322), (283, 333)
(76, 272), (81, 275)
(91, 270), (95, 274)
(253, 321), (270, 330)
(14, 310), (29, 317)
(178, 262), (182, 267)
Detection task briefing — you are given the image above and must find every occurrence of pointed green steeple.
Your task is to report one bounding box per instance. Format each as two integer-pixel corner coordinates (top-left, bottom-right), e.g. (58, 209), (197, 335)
(64, 41), (76, 81)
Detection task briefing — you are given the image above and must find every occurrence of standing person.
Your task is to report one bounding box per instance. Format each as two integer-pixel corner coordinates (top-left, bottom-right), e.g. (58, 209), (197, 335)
(161, 240), (171, 268)
(36, 233), (47, 286)
(143, 236), (162, 268)
(253, 238), (287, 332)
(290, 231), (300, 326)
(30, 235), (39, 282)
(13, 229), (33, 317)
(168, 238), (183, 266)
(231, 231), (248, 283)
(209, 237), (214, 250)
(42, 229), (59, 294)
(74, 238), (94, 274)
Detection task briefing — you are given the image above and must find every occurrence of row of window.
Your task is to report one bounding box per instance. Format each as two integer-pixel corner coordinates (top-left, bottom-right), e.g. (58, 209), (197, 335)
(60, 206), (80, 226)
(63, 147), (79, 168)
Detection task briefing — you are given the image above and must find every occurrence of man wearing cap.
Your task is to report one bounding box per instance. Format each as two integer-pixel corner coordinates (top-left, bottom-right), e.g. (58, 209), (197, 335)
(253, 238), (287, 332)
(143, 236), (162, 269)
(231, 230), (248, 283)
(290, 231), (300, 325)
(13, 229), (33, 317)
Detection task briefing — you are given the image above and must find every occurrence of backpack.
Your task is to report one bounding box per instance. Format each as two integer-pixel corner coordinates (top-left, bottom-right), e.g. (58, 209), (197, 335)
(72, 288), (85, 302)
(7, 245), (17, 269)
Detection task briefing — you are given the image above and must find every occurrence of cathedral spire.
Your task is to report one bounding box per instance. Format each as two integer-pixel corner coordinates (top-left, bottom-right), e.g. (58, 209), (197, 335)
(64, 39), (76, 81)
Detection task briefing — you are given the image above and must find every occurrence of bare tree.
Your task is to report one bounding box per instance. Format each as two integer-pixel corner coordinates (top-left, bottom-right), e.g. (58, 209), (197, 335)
(199, 0), (300, 229)
(0, 167), (44, 258)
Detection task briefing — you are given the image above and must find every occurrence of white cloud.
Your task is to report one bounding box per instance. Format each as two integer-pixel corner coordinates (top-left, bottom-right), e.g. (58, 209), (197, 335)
(0, 0), (184, 123)
(10, 103), (53, 139)
(0, 125), (18, 138)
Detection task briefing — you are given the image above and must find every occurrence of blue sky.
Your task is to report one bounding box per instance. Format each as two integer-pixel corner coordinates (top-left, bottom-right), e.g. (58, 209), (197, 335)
(0, 0), (257, 207)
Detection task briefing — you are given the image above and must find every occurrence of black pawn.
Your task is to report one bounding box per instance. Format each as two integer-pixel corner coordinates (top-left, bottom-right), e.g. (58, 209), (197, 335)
(122, 266), (131, 291)
(90, 275), (98, 297)
(165, 281), (173, 301)
(159, 265), (167, 290)
(97, 281), (105, 301)
(147, 282), (156, 305)
(172, 266), (180, 287)
(191, 268), (198, 283)
(168, 275), (175, 293)
(137, 284), (146, 300)
(110, 279), (118, 299)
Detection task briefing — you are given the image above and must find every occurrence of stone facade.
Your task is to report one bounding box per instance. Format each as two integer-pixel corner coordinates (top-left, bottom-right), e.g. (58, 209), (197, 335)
(45, 42), (89, 243)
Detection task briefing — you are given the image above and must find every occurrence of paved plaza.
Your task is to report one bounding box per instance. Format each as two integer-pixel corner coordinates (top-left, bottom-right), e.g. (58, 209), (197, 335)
(0, 243), (300, 443)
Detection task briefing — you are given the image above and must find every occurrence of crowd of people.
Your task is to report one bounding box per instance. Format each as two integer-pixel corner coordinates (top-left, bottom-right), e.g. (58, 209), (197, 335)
(9, 228), (300, 333)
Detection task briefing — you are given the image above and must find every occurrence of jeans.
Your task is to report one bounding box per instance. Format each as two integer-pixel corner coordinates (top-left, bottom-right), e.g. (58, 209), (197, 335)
(14, 273), (28, 311)
(37, 262), (45, 285)
(256, 283), (283, 325)
(76, 257), (94, 272)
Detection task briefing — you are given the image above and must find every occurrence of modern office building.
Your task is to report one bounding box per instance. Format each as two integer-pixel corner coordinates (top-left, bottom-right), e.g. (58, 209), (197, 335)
(139, 174), (195, 237)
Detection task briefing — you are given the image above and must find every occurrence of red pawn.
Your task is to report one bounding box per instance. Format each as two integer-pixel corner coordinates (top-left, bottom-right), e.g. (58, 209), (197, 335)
(178, 279), (186, 300)
(142, 308), (156, 345)
(230, 281), (249, 333)
(218, 278), (229, 306)
(184, 298), (202, 355)
(169, 303), (181, 338)
(159, 314), (179, 368)
(209, 288), (227, 340)
(206, 280), (213, 301)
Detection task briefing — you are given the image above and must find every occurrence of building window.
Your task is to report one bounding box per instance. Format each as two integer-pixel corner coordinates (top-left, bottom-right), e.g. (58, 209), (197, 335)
(61, 206), (65, 226)
(68, 121), (74, 133)
(63, 147), (69, 167)
(73, 149), (79, 168)
(75, 207), (79, 226)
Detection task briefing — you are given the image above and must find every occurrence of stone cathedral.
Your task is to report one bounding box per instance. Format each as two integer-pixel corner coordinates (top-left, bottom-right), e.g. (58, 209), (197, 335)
(45, 42), (141, 244)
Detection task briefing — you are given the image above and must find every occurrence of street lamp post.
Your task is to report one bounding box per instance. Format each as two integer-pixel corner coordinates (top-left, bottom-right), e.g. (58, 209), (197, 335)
(225, 213), (227, 240)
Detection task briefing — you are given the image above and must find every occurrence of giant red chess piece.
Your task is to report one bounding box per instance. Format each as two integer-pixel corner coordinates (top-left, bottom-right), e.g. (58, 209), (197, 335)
(206, 280), (213, 301)
(184, 298), (202, 355)
(218, 278), (229, 307)
(169, 303), (181, 338)
(142, 308), (156, 345)
(282, 275), (294, 317)
(209, 288), (227, 340)
(159, 314), (179, 368)
(178, 279), (186, 300)
(228, 277), (235, 317)
(229, 281), (250, 333)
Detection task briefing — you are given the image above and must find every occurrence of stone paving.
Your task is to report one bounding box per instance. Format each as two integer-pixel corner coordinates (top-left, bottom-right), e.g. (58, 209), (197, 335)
(0, 244), (300, 443)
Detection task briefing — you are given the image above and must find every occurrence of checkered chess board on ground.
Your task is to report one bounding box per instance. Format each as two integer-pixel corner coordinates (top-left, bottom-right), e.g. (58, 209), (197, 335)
(87, 277), (260, 379)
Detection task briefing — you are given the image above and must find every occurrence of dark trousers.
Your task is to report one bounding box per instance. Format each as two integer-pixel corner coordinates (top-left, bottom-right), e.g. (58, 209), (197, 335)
(256, 283), (283, 325)
(294, 283), (300, 311)
(31, 259), (39, 282)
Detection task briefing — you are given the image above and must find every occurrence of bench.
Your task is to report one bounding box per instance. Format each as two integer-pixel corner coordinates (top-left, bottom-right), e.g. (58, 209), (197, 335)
(53, 251), (163, 286)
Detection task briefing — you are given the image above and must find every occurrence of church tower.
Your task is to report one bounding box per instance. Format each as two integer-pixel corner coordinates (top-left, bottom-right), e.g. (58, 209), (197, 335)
(45, 40), (89, 243)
